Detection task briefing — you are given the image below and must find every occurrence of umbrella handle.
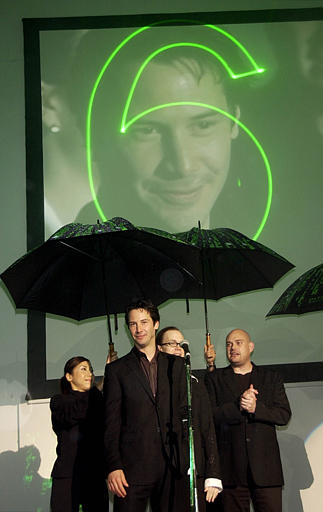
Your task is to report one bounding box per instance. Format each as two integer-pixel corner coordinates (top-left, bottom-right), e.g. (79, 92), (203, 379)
(109, 342), (115, 357)
(206, 332), (211, 347)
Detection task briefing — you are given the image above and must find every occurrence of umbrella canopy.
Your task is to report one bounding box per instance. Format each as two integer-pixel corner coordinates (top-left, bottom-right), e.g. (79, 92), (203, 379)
(173, 226), (294, 345)
(175, 226), (295, 300)
(0, 217), (201, 322)
(266, 263), (323, 316)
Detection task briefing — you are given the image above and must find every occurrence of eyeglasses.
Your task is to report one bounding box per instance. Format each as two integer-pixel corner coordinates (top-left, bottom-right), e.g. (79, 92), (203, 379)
(160, 341), (182, 348)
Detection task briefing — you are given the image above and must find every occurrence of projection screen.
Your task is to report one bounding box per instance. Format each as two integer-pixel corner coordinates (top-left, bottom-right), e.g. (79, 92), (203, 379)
(23, 9), (323, 398)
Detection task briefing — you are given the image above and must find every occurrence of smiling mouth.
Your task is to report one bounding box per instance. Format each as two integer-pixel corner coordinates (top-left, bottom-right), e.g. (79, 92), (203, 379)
(146, 181), (206, 206)
(160, 190), (202, 206)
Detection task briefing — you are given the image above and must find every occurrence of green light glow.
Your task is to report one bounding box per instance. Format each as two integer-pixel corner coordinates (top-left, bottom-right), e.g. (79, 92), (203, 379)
(120, 42), (264, 134)
(86, 21), (268, 239)
(122, 102), (272, 240)
(86, 26), (151, 221)
(23, 474), (33, 485)
(204, 24), (264, 72)
(42, 478), (52, 494)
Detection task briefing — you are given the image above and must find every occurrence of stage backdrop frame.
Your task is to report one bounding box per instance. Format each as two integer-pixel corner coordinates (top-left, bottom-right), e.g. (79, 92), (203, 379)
(23, 8), (323, 399)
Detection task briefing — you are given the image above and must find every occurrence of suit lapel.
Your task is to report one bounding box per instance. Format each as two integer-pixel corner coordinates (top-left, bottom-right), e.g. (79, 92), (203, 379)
(250, 362), (260, 389)
(155, 352), (181, 472)
(125, 350), (155, 403)
(156, 352), (170, 405)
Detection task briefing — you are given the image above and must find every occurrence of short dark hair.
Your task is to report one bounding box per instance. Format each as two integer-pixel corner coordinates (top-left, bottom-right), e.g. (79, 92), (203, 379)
(60, 356), (93, 394)
(125, 299), (160, 327)
(156, 326), (181, 346)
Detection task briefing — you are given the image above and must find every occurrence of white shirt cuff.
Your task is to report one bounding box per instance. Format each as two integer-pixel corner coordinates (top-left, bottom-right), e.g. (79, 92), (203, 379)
(204, 477), (223, 491)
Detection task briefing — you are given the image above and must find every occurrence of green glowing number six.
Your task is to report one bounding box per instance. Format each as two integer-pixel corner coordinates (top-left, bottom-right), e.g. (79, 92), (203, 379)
(86, 22), (271, 240)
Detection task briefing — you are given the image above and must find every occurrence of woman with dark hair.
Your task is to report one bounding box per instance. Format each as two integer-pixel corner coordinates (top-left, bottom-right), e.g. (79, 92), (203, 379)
(50, 356), (109, 512)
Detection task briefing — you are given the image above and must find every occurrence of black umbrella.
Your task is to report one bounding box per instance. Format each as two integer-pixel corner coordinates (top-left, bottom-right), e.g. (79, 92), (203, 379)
(266, 263), (323, 317)
(1, 217), (201, 347)
(175, 226), (295, 345)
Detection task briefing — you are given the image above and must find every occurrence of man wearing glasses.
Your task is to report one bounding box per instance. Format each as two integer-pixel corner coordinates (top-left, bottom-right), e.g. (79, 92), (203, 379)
(157, 325), (222, 511)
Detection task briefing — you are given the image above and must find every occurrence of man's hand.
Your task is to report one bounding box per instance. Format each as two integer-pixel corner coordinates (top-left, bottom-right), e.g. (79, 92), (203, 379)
(106, 350), (118, 364)
(204, 344), (216, 372)
(205, 486), (220, 502)
(240, 384), (258, 413)
(106, 469), (129, 498)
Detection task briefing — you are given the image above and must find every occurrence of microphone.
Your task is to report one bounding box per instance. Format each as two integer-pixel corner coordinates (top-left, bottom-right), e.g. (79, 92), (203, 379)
(180, 340), (190, 358)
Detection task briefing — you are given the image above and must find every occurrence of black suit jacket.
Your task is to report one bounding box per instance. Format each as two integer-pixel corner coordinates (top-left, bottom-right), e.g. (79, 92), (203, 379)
(103, 349), (186, 485)
(205, 364), (291, 487)
(50, 387), (105, 479)
(181, 376), (221, 481)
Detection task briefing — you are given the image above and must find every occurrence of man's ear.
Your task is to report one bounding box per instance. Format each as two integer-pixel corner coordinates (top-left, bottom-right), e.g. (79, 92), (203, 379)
(157, 344), (162, 352)
(154, 321), (160, 331)
(249, 341), (255, 354)
(231, 105), (240, 140)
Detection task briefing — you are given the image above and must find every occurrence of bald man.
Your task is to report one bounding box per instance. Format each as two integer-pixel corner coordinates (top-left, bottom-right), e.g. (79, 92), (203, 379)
(205, 329), (291, 512)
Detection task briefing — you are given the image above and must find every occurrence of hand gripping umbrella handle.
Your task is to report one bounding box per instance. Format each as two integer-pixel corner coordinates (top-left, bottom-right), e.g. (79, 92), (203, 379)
(109, 342), (115, 358)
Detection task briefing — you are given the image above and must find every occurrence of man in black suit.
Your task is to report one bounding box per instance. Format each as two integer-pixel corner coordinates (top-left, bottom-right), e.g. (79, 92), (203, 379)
(103, 299), (186, 512)
(205, 329), (291, 512)
(156, 325), (222, 511)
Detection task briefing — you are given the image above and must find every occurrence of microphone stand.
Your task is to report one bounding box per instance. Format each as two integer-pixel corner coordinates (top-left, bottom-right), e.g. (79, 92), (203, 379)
(183, 345), (199, 512)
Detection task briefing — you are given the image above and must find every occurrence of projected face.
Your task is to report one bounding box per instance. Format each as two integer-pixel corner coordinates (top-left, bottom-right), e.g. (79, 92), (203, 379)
(116, 62), (238, 232)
